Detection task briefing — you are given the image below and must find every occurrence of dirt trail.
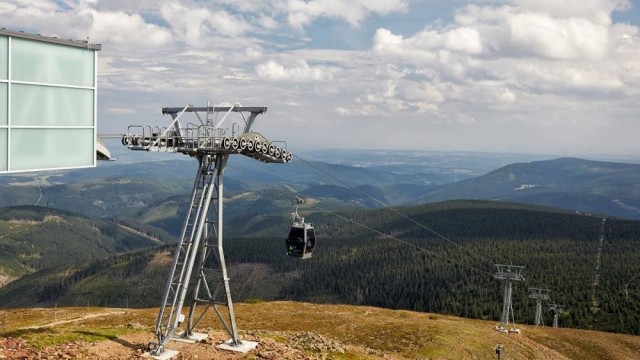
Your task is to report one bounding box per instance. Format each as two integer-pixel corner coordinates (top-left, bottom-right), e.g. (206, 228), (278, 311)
(19, 310), (128, 330)
(114, 223), (165, 245)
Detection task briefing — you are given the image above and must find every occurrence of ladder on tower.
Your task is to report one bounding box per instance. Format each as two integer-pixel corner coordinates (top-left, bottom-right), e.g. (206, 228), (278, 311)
(151, 155), (218, 355)
(181, 154), (247, 351)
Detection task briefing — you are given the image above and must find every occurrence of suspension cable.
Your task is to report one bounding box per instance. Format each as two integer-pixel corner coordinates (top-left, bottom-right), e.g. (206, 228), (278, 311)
(292, 154), (494, 265)
(227, 164), (494, 277)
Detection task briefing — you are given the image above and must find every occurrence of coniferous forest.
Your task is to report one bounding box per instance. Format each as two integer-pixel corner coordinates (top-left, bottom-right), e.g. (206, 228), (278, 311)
(224, 201), (640, 335)
(3, 200), (639, 336)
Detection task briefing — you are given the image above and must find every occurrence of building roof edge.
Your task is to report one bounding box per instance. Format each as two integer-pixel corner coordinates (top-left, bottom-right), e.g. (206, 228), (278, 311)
(0, 28), (101, 51)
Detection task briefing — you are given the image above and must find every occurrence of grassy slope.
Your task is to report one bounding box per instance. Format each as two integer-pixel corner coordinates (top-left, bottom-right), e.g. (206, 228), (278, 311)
(0, 302), (638, 359)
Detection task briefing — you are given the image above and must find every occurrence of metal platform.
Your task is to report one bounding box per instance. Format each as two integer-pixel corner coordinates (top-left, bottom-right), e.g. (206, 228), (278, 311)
(145, 349), (179, 360)
(121, 104), (292, 163)
(172, 332), (208, 343)
(218, 339), (259, 353)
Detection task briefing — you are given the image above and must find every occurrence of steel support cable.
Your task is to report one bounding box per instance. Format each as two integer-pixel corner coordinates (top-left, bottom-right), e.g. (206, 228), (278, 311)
(292, 154), (494, 266)
(227, 164), (494, 277)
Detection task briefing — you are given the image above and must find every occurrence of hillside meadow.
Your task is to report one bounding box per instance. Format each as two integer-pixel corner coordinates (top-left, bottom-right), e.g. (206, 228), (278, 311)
(1, 302), (639, 359)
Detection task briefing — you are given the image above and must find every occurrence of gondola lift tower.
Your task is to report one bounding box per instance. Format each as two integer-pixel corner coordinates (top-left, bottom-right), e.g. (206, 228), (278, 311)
(549, 303), (565, 328)
(528, 288), (551, 326)
(121, 104), (293, 358)
(494, 264), (525, 333)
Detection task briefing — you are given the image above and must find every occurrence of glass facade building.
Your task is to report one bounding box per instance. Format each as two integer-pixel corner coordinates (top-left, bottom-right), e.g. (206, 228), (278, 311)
(0, 29), (101, 173)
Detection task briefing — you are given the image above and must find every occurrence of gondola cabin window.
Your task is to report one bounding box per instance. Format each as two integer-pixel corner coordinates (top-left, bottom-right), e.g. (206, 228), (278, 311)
(286, 222), (315, 259)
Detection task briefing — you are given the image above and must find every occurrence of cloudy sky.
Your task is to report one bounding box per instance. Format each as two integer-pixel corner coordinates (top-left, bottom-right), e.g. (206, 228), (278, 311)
(2, 0), (639, 156)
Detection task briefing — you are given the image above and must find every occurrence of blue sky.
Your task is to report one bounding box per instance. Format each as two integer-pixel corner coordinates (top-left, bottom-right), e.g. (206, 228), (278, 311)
(2, 0), (639, 157)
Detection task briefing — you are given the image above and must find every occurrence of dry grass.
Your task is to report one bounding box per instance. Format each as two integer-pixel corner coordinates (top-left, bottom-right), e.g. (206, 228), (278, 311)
(1, 302), (639, 359)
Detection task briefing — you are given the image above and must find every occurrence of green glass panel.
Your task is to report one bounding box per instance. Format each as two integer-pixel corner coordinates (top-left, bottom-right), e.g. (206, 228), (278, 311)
(0, 83), (6, 126)
(12, 84), (94, 126)
(11, 38), (94, 87)
(10, 128), (94, 171)
(0, 36), (7, 79)
(0, 129), (6, 171)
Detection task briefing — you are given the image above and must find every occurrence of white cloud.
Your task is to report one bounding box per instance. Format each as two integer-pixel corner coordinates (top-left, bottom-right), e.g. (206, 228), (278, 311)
(610, 23), (640, 92)
(159, 2), (251, 46)
(351, 0), (639, 155)
(454, 2), (612, 60)
(505, 12), (609, 60)
(334, 106), (351, 116)
(255, 59), (334, 81)
(88, 10), (173, 49)
(514, 0), (628, 25)
(1, 0), (637, 155)
(372, 0), (637, 100)
(286, 0), (409, 29)
(373, 26), (483, 58)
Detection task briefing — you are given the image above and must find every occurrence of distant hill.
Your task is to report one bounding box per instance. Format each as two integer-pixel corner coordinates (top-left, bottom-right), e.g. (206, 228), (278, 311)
(0, 156), (445, 219)
(0, 206), (170, 285)
(0, 174), (254, 219)
(417, 158), (640, 220)
(2, 200), (639, 336)
(301, 184), (390, 207)
(4, 155), (639, 222)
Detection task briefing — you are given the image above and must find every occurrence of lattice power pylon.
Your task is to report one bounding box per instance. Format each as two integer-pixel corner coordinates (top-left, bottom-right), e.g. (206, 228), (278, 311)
(122, 104), (291, 358)
(549, 303), (565, 328)
(528, 288), (551, 326)
(494, 264), (525, 332)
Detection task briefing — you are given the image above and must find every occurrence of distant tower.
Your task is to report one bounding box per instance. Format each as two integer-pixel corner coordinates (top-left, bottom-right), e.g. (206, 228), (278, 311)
(549, 304), (565, 328)
(528, 288), (551, 326)
(494, 264), (525, 332)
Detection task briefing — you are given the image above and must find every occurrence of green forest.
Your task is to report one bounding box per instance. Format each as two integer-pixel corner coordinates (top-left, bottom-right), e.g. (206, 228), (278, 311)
(2, 201), (639, 336)
(225, 201), (640, 335)
(0, 206), (168, 278)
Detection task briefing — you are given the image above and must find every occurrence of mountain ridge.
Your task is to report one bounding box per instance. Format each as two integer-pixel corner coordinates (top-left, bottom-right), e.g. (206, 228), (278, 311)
(417, 157), (640, 219)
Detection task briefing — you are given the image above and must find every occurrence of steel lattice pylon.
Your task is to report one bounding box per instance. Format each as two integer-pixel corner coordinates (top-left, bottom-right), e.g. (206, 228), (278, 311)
(494, 264), (525, 332)
(122, 104), (290, 357)
(528, 288), (551, 326)
(549, 303), (565, 328)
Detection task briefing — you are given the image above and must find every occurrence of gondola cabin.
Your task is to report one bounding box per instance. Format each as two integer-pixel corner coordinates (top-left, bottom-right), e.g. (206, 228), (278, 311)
(286, 220), (316, 259)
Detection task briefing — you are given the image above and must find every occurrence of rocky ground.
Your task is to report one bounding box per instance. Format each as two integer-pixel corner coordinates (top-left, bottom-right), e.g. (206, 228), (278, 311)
(1, 303), (640, 359)
(0, 329), (365, 359)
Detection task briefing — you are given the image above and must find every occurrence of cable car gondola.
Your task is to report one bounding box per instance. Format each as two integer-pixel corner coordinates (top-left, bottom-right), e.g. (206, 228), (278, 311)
(286, 198), (316, 259)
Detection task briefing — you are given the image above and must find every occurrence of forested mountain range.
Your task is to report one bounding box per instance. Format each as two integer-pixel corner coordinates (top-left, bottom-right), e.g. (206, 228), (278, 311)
(140, 157), (640, 222)
(1, 150), (640, 337)
(1, 200), (639, 336)
(1, 153), (639, 222)
(0, 206), (171, 285)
